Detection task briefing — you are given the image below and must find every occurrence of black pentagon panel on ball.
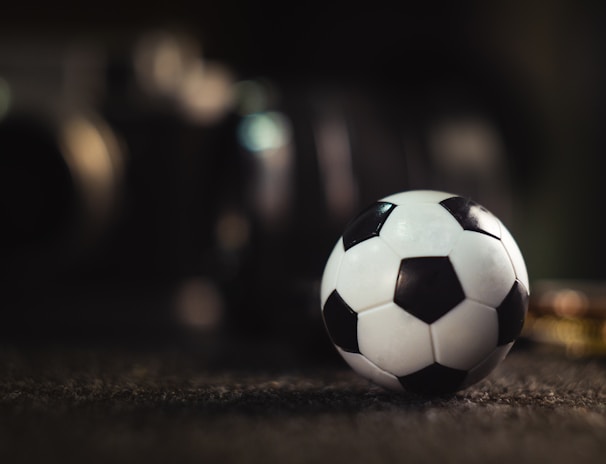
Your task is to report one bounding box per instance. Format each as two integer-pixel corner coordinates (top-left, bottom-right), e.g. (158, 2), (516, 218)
(439, 196), (500, 239)
(398, 363), (468, 396)
(395, 257), (465, 324)
(322, 290), (360, 353)
(496, 280), (529, 345)
(342, 202), (396, 251)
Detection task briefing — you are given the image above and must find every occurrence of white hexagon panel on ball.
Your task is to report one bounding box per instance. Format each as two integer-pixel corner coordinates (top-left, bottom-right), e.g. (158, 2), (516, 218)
(449, 231), (516, 308)
(379, 201), (464, 260)
(357, 303), (434, 377)
(431, 299), (499, 371)
(336, 237), (401, 313)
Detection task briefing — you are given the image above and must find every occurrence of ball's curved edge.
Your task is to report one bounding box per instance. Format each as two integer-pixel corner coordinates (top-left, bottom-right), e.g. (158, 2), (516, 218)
(336, 347), (405, 392)
(498, 219), (530, 293)
(380, 190), (456, 205)
(461, 342), (514, 389)
(320, 239), (345, 307)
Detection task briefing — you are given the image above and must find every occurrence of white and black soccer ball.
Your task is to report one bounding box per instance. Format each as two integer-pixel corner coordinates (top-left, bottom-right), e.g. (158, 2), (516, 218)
(320, 190), (529, 395)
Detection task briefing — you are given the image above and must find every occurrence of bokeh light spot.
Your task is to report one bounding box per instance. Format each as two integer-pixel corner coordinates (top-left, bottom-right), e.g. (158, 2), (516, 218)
(238, 111), (291, 154)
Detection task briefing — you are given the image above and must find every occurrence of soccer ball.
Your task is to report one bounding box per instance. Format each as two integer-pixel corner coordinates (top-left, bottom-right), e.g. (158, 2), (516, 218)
(320, 190), (529, 395)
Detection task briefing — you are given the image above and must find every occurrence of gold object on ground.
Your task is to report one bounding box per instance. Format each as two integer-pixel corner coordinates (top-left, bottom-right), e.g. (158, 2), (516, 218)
(524, 280), (606, 357)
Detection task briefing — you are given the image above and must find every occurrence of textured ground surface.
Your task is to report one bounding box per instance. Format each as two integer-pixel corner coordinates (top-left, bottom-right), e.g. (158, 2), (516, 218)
(0, 344), (605, 464)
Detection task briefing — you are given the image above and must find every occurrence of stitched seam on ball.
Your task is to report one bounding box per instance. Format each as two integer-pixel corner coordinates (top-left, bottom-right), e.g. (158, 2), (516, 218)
(323, 238), (346, 308)
(376, 234), (403, 263)
(356, 301), (398, 318)
(428, 324), (437, 362)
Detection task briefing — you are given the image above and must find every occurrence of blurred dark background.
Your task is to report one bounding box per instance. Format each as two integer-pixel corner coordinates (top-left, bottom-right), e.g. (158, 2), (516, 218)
(1, 0), (605, 360)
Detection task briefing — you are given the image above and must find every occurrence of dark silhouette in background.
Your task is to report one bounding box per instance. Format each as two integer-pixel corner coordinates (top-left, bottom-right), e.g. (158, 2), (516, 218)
(1, 1), (605, 362)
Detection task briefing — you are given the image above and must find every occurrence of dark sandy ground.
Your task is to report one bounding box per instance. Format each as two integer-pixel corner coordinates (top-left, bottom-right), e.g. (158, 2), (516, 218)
(0, 344), (604, 464)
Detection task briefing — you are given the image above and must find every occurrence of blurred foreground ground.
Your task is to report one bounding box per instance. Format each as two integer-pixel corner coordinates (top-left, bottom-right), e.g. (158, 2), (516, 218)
(0, 344), (604, 464)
